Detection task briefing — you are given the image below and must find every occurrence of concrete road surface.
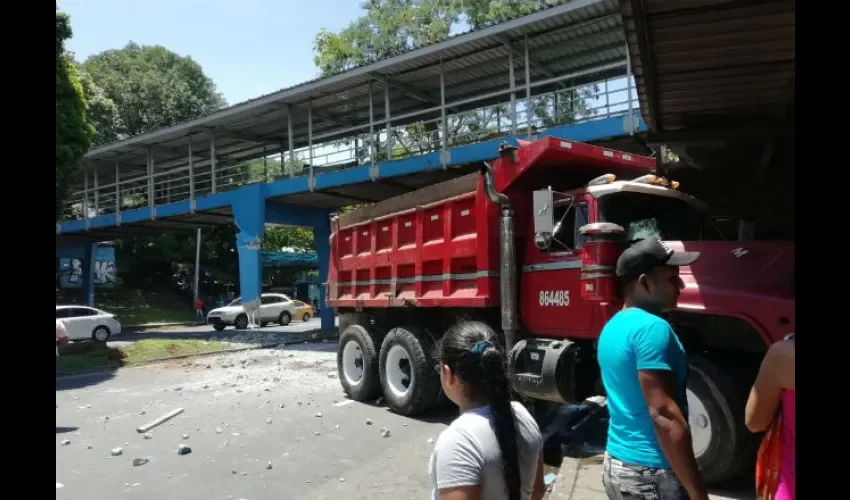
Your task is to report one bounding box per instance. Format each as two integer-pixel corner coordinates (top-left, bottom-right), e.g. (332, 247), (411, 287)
(56, 342), (450, 500)
(56, 340), (755, 500)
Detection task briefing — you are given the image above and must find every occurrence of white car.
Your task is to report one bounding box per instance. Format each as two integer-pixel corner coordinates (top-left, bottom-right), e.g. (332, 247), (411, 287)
(55, 305), (122, 342)
(206, 293), (301, 331)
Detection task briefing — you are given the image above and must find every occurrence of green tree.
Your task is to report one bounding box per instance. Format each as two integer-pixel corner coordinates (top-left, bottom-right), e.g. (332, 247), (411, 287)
(56, 7), (94, 221)
(81, 42), (226, 138)
(76, 67), (122, 147)
(312, 0), (593, 161)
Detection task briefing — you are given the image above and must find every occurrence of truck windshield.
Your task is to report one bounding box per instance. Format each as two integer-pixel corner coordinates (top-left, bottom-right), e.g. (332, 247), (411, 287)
(599, 192), (702, 241)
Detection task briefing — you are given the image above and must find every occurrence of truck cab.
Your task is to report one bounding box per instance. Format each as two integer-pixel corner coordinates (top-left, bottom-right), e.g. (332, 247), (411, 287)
(521, 175), (706, 339)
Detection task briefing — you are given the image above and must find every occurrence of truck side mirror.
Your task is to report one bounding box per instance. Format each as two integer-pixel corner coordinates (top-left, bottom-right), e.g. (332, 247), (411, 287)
(532, 189), (555, 250)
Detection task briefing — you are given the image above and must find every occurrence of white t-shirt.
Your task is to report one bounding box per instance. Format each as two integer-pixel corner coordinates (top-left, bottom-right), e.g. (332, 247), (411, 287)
(428, 401), (543, 500)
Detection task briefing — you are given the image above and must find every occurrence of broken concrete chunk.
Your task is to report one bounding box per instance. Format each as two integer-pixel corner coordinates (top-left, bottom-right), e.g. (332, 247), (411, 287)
(266, 461), (273, 470)
(132, 457), (151, 466)
(314, 431), (321, 436)
(327, 372), (337, 379)
(365, 418), (373, 425)
(315, 412), (322, 418)
(380, 428), (391, 438)
(177, 444), (192, 455)
(61, 439), (71, 446)
(265, 418), (273, 425)
(111, 447), (124, 456)
(182, 434), (190, 439)
(339, 477), (345, 482)
(216, 427), (223, 434)
(427, 438), (434, 444)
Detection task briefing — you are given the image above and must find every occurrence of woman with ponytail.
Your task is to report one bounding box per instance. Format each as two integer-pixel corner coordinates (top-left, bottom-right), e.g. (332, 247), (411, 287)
(428, 321), (545, 500)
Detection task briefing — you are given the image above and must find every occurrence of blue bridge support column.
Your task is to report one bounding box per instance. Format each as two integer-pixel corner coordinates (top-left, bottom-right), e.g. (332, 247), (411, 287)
(265, 203), (335, 332)
(82, 242), (97, 306)
(313, 215), (334, 332)
(232, 185), (266, 327)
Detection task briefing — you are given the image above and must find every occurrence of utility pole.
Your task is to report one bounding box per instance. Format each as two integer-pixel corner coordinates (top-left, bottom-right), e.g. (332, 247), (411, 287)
(194, 228), (202, 305)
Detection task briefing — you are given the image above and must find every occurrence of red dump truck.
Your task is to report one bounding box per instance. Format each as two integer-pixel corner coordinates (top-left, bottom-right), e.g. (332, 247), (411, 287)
(327, 136), (795, 484)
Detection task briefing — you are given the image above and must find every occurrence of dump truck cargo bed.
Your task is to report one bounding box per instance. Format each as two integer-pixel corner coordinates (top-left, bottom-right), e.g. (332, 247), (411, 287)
(327, 173), (501, 309)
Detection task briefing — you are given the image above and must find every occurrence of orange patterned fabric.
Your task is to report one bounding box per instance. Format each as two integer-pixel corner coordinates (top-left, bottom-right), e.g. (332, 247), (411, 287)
(755, 413), (783, 500)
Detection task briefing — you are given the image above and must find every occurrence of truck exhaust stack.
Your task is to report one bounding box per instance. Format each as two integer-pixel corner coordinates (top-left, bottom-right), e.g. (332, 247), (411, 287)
(480, 160), (517, 353)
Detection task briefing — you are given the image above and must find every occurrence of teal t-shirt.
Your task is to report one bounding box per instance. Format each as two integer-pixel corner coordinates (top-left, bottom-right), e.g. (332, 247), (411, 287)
(597, 307), (688, 469)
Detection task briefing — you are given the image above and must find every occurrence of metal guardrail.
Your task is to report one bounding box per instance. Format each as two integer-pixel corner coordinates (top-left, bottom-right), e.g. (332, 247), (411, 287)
(63, 69), (639, 222)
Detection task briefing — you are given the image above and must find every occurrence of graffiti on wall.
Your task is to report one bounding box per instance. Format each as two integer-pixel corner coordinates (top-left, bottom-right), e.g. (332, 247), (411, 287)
(58, 247), (117, 289)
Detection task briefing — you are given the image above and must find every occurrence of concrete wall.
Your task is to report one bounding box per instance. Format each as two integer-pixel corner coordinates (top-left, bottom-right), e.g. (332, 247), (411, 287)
(58, 245), (116, 289)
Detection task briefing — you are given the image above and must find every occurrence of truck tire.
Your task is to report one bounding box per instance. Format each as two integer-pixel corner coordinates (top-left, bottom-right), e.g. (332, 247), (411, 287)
(337, 325), (382, 401)
(379, 326), (441, 416)
(687, 356), (759, 485)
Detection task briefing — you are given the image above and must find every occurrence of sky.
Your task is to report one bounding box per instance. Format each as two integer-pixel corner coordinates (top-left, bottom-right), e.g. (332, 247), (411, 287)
(59, 0), (368, 105)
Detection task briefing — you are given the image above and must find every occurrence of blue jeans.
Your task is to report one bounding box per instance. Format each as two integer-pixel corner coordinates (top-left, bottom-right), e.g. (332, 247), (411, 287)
(602, 453), (688, 500)
(56, 356), (60, 376)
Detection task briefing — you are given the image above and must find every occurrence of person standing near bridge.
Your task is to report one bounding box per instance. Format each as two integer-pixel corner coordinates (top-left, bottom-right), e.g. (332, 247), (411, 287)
(429, 321), (546, 500)
(746, 332), (795, 500)
(597, 239), (708, 500)
(194, 298), (205, 323)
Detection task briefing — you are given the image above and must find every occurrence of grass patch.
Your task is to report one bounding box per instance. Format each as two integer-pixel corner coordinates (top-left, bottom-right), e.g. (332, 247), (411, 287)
(57, 339), (231, 375)
(121, 339), (229, 364)
(57, 342), (124, 375)
(96, 287), (196, 326)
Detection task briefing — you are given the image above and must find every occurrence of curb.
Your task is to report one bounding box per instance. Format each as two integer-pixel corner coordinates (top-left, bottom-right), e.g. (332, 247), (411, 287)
(57, 335), (338, 379)
(547, 456), (582, 500)
(124, 321), (201, 330)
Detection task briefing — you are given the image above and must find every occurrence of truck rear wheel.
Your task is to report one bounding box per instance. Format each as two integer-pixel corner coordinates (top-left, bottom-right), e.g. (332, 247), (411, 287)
(687, 356), (758, 485)
(379, 326), (441, 416)
(337, 325), (382, 401)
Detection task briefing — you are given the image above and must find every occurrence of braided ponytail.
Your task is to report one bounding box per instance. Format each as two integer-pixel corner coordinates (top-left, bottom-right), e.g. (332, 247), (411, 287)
(438, 321), (521, 500)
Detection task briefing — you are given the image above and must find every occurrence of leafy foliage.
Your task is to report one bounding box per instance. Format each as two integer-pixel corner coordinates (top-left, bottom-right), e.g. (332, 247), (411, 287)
(312, 0), (594, 162)
(56, 8), (93, 221)
(81, 42), (227, 140)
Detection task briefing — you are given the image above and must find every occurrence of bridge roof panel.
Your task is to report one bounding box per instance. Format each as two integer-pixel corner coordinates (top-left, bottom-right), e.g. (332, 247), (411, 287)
(620, 0), (794, 138)
(82, 0), (626, 178)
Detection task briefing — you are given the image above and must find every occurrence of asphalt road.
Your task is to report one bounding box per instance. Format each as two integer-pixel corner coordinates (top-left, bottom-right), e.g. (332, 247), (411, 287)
(56, 342), (453, 500)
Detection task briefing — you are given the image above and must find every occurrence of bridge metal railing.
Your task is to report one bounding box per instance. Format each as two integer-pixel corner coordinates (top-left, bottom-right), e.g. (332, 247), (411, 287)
(62, 63), (639, 223)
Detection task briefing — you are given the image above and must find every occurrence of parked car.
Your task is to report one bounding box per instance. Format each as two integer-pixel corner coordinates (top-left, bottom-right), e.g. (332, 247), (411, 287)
(206, 293), (302, 331)
(55, 305), (122, 342)
(289, 300), (314, 322)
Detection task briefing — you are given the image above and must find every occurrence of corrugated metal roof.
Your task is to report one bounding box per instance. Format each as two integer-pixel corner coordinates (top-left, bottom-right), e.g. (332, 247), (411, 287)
(80, 0), (628, 183)
(620, 0), (794, 136)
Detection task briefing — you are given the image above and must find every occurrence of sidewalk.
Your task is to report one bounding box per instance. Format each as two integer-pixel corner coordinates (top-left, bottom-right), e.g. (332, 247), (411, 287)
(547, 456), (754, 500)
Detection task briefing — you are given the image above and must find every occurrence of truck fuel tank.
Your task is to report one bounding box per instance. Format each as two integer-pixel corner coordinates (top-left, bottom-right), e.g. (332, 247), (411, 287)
(578, 222), (625, 302)
(508, 338), (580, 404)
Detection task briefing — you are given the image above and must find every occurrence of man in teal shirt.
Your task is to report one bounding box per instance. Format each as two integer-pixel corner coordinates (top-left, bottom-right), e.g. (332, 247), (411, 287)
(597, 239), (708, 500)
